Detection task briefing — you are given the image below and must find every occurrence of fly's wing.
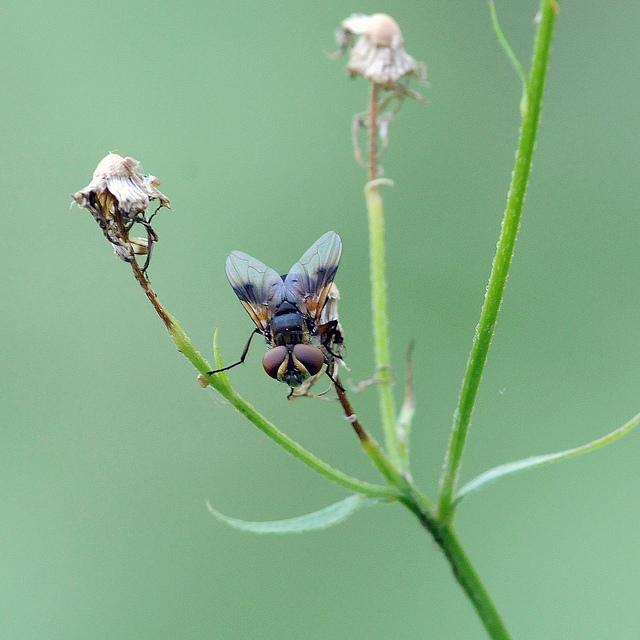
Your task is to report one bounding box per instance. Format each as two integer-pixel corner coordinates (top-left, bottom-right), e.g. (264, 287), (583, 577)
(225, 251), (285, 333)
(283, 231), (342, 324)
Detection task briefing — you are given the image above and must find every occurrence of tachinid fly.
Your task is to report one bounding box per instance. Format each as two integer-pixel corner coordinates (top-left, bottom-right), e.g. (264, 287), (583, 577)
(209, 231), (345, 395)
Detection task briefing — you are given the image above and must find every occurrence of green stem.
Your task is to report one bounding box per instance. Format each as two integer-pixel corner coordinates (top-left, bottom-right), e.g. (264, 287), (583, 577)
(134, 247), (507, 637)
(334, 378), (430, 506)
(365, 151), (401, 467)
(437, 523), (512, 639)
(366, 184), (401, 466)
(358, 56), (511, 639)
(130, 262), (397, 500)
(399, 493), (511, 639)
(366, 82), (402, 469)
(218, 381), (398, 499)
(438, 0), (558, 521)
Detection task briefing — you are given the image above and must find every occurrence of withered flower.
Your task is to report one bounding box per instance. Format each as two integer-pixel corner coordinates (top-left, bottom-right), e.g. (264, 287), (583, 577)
(334, 13), (426, 89)
(332, 14), (427, 167)
(291, 283), (347, 399)
(72, 153), (170, 267)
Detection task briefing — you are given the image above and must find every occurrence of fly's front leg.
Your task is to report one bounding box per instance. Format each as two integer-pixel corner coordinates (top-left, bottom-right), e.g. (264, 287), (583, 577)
(319, 319), (345, 361)
(208, 328), (261, 375)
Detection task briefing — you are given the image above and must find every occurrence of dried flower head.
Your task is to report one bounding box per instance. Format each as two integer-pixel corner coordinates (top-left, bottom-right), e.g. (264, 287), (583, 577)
(334, 13), (426, 89)
(72, 153), (170, 267)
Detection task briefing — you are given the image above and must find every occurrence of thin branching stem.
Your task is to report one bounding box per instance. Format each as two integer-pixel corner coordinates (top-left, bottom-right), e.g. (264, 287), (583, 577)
(129, 262), (397, 500)
(359, 71), (511, 635)
(438, 0), (559, 522)
(335, 377), (424, 501)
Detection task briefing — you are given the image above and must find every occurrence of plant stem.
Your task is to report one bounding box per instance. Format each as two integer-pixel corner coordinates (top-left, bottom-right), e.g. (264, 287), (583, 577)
(366, 82), (402, 469)
(360, 69), (510, 639)
(436, 523), (513, 640)
(397, 492), (511, 639)
(438, 0), (558, 521)
(219, 380), (397, 499)
(335, 377), (429, 505)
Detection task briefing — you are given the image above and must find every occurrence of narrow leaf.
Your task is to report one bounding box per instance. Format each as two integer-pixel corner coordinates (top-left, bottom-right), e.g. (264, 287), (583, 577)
(396, 341), (416, 473)
(208, 328), (233, 392)
(455, 410), (640, 505)
(489, 1), (529, 116)
(212, 328), (226, 373)
(206, 494), (382, 534)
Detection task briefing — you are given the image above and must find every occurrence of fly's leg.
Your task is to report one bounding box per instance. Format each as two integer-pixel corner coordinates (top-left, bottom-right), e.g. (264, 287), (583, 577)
(349, 364), (396, 392)
(325, 368), (345, 392)
(121, 212), (160, 274)
(208, 328), (261, 375)
(319, 319), (345, 361)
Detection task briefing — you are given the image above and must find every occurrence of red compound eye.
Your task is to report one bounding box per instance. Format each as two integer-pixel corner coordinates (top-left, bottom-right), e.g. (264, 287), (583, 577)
(292, 344), (324, 376)
(262, 346), (288, 379)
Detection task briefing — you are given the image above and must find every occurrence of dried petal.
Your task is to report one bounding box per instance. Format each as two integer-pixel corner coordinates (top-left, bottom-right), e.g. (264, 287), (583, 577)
(340, 13), (371, 37)
(129, 236), (150, 255)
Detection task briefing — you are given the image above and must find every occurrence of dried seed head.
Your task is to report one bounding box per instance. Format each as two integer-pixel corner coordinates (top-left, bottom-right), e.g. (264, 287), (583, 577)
(362, 13), (403, 48)
(334, 13), (426, 89)
(74, 153), (169, 217)
(72, 153), (170, 265)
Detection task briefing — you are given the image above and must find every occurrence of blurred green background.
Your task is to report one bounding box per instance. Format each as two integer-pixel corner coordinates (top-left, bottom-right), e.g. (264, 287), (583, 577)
(2, 1), (640, 638)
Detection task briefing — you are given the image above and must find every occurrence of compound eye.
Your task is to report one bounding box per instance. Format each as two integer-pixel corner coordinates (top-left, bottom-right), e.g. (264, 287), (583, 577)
(262, 346), (287, 379)
(292, 344), (324, 376)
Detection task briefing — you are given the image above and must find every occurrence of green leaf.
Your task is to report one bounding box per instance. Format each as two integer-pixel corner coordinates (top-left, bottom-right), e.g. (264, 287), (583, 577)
(206, 494), (383, 534)
(454, 410), (640, 505)
(212, 328), (225, 371)
(489, 0), (529, 117)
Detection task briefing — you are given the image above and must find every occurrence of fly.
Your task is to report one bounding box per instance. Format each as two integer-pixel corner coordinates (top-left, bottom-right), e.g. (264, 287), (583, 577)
(208, 231), (345, 395)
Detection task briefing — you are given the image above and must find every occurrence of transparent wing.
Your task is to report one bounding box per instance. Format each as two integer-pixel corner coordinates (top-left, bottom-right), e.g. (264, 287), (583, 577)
(225, 250), (285, 333)
(283, 231), (343, 323)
